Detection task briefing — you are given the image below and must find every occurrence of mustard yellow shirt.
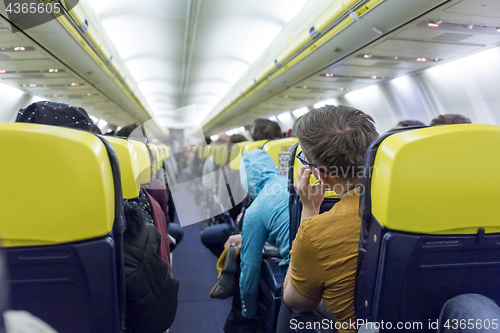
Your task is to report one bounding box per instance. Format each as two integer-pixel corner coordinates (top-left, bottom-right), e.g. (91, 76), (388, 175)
(290, 193), (361, 333)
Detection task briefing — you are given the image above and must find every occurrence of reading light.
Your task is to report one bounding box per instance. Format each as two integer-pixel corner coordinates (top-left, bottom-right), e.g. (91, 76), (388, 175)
(29, 84), (36, 87)
(14, 46), (25, 51)
(364, 54), (372, 59)
(370, 76), (377, 79)
(428, 20), (441, 28)
(48, 69), (58, 73)
(52, 94), (58, 97)
(0, 70), (5, 74)
(303, 86), (307, 89)
(71, 82), (79, 86)
(417, 58), (427, 62)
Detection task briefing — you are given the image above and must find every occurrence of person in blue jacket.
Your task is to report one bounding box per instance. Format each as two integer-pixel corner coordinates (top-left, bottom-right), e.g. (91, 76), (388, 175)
(223, 149), (290, 333)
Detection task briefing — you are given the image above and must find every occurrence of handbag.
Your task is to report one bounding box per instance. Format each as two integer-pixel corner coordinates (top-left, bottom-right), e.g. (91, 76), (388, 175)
(210, 243), (238, 299)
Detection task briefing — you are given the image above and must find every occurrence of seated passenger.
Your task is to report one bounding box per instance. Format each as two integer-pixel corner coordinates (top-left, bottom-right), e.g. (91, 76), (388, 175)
(279, 105), (378, 333)
(201, 134), (259, 257)
(223, 150), (290, 333)
(439, 294), (500, 333)
(251, 118), (283, 140)
(123, 199), (179, 332)
(430, 114), (472, 125)
(16, 101), (179, 333)
(395, 119), (425, 128)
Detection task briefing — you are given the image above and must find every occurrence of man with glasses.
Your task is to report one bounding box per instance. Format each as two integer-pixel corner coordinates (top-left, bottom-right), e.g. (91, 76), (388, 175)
(277, 105), (378, 333)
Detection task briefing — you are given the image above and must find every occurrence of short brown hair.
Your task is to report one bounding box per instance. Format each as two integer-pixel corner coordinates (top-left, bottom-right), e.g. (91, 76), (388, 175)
(293, 105), (378, 181)
(252, 119), (283, 141)
(430, 114), (471, 126)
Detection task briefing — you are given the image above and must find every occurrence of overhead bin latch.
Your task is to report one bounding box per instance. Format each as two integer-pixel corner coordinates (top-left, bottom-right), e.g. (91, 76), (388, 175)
(274, 59), (281, 69)
(349, 10), (387, 35)
(309, 25), (320, 39)
(79, 18), (89, 33)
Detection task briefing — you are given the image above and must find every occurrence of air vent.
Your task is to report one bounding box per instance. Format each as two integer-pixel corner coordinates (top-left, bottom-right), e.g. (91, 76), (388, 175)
(432, 33), (473, 42)
(372, 61), (400, 68)
(21, 74), (45, 78)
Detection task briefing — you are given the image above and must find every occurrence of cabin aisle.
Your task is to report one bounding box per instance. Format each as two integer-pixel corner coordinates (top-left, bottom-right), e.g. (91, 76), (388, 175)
(169, 188), (232, 332)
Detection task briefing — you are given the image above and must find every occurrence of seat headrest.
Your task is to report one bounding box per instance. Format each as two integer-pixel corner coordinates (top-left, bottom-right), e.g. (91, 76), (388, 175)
(243, 140), (266, 153)
(262, 138), (298, 176)
(292, 145), (339, 199)
(214, 144), (223, 165)
(0, 123), (115, 247)
(371, 124), (500, 234)
(103, 136), (141, 199)
(229, 141), (250, 170)
(215, 144), (229, 166)
(129, 140), (152, 185)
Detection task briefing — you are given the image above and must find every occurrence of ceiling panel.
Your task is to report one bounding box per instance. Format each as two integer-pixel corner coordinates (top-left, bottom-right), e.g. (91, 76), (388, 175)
(370, 39), (482, 60)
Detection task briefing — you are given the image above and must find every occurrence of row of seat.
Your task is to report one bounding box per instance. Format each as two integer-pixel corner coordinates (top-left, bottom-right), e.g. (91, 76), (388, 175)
(199, 124), (500, 332)
(0, 122), (173, 333)
(287, 124), (500, 332)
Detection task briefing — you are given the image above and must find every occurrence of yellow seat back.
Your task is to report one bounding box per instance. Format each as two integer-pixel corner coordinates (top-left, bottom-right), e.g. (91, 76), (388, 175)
(0, 123), (115, 247)
(229, 141), (250, 170)
(129, 140), (152, 184)
(242, 140), (267, 153)
(214, 144), (224, 165)
(220, 144), (229, 165)
(203, 144), (212, 159)
(372, 124), (500, 234)
(263, 138), (298, 176)
(293, 146), (339, 199)
(103, 136), (141, 199)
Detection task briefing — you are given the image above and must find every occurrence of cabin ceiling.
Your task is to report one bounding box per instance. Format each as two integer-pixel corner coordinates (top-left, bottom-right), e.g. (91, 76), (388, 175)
(85, 0), (310, 129)
(216, 0), (500, 132)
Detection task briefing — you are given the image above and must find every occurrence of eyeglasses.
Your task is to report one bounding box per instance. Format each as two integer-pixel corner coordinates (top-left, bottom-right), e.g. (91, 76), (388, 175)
(297, 151), (326, 174)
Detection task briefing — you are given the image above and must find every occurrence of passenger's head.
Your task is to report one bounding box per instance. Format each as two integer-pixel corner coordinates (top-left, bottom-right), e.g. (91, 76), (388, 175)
(395, 120), (425, 128)
(217, 133), (229, 143)
(116, 124), (149, 141)
(16, 101), (91, 130)
(430, 114), (472, 126)
(293, 105), (378, 186)
(240, 150), (279, 199)
(205, 136), (212, 145)
(251, 119), (283, 141)
(90, 120), (103, 134)
(228, 134), (247, 144)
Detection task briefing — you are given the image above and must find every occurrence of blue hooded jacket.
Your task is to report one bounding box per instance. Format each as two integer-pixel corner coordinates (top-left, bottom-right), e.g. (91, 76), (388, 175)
(239, 150), (290, 319)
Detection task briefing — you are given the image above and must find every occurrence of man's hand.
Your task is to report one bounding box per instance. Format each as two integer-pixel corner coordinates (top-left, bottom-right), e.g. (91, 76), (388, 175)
(224, 234), (242, 257)
(294, 165), (326, 216)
